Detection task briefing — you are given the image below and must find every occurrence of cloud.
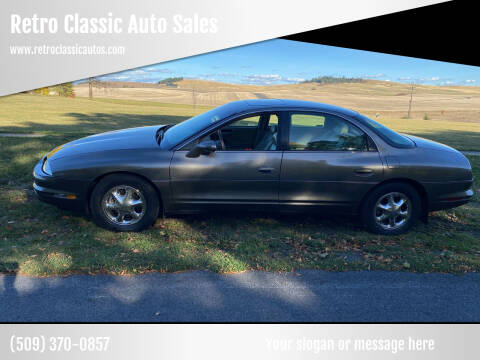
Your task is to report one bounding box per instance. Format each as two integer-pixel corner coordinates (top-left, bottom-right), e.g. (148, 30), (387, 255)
(285, 77), (305, 83)
(239, 73), (306, 85)
(465, 79), (476, 83)
(142, 67), (172, 73)
(194, 72), (240, 82)
(217, 72), (240, 78)
(253, 74), (282, 80)
(362, 73), (385, 79)
(416, 76), (442, 82)
(242, 74), (284, 84)
(108, 75), (129, 80)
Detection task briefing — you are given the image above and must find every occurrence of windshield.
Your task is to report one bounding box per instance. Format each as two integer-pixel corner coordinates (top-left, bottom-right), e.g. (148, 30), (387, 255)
(160, 103), (236, 149)
(355, 114), (415, 148)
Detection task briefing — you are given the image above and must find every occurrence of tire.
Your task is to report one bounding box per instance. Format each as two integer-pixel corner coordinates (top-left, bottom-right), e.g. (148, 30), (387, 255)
(90, 174), (160, 232)
(361, 182), (421, 235)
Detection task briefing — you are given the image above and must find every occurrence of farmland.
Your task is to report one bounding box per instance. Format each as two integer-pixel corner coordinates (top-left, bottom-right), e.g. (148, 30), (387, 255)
(0, 80), (479, 276)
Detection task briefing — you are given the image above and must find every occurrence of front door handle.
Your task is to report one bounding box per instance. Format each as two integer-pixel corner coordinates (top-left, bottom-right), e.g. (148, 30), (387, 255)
(258, 167), (275, 173)
(354, 168), (374, 176)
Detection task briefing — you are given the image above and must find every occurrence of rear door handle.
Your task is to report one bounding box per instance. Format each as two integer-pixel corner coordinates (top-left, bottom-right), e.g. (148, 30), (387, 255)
(354, 168), (374, 176)
(258, 167), (275, 173)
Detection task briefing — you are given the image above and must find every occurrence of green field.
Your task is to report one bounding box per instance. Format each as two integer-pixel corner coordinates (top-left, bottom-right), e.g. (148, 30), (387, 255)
(1, 93), (479, 276)
(0, 94), (209, 135)
(2, 93), (480, 150)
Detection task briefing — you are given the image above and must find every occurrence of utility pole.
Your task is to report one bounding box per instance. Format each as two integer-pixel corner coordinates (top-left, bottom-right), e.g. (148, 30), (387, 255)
(88, 77), (93, 99)
(407, 83), (415, 118)
(192, 86), (196, 109)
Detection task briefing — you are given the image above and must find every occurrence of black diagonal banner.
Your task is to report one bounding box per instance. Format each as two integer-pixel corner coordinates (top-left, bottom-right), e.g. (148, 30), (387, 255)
(283, 1), (477, 67)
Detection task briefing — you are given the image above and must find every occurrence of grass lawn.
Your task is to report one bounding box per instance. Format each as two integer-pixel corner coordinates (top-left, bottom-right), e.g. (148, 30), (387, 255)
(1, 94), (480, 276)
(0, 94), (209, 135)
(2, 94), (480, 150)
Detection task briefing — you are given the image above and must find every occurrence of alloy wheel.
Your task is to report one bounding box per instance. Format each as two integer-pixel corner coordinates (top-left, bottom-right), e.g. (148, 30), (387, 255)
(374, 192), (411, 230)
(101, 185), (146, 225)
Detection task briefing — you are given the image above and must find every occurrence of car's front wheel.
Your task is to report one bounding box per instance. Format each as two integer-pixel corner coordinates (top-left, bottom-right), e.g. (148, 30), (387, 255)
(90, 174), (160, 232)
(361, 182), (421, 235)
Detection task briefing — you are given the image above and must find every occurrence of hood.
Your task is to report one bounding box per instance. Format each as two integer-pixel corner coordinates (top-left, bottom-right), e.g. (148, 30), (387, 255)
(404, 134), (460, 154)
(47, 125), (163, 161)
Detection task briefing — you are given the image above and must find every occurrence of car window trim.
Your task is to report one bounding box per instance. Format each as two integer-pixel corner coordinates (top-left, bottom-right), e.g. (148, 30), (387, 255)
(284, 110), (374, 152)
(171, 107), (379, 152)
(175, 110), (283, 152)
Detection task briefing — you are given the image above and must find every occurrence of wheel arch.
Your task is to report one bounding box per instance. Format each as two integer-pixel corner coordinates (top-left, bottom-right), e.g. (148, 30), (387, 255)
(86, 171), (164, 214)
(360, 178), (429, 221)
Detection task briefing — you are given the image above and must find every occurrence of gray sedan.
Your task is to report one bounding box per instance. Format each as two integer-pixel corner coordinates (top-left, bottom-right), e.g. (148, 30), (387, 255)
(33, 99), (473, 234)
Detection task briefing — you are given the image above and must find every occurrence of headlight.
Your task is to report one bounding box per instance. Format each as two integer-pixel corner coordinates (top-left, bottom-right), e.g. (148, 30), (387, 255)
(42, 158), (53, 175)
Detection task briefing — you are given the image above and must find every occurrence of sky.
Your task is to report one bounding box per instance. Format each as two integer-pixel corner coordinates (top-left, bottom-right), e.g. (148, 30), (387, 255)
(96, 39), (480, 86)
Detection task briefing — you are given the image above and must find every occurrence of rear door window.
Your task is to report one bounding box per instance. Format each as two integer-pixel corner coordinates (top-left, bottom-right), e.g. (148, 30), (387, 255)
(288, 113), (367, 151)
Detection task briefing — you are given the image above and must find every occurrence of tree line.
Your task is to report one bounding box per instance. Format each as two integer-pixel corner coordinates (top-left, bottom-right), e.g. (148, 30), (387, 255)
(303, 76), (363, 84)
(31, 82), (75, 97)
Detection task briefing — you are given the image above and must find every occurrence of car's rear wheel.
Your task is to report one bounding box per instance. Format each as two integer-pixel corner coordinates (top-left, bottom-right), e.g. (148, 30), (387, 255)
(90, 174), (159, 232)
(361, 182), (421, 235)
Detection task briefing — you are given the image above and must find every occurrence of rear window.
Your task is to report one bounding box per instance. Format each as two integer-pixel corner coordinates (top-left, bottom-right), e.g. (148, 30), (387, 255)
(355, 114), (415, 148)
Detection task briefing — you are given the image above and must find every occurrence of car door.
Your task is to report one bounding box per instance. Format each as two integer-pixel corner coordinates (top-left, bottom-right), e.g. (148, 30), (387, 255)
(279, 112), (384, 211)
(170, 113), (282, 207)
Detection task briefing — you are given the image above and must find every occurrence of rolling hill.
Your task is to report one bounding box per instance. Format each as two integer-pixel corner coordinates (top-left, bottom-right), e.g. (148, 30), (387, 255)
(74, 79), (480, 123)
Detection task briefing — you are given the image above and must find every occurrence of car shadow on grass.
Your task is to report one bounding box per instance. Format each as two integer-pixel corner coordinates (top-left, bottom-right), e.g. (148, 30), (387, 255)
(402, 130), (480, 151)
(0, 113), (189, 135)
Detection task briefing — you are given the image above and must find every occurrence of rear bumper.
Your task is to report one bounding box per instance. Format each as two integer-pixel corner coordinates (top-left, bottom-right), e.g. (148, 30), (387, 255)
(428, 186), (474, 212)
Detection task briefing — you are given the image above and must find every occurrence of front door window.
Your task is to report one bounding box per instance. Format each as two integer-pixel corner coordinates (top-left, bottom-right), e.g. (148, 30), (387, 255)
(182, 113), (279, 151)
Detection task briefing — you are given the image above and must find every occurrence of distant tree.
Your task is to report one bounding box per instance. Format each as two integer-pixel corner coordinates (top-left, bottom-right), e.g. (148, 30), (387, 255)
(158, 77), (183, 87)
(303, 76), (363, 84)
(52, 82), (74, 97)
(33, 87), (50, 95)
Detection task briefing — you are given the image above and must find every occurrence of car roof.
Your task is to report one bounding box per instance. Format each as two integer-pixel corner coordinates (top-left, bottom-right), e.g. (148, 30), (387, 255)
(226, 99), (359, 117)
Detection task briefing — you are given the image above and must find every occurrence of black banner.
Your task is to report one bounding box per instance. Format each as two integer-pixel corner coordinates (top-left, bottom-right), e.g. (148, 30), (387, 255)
(283, 1), (477, 67)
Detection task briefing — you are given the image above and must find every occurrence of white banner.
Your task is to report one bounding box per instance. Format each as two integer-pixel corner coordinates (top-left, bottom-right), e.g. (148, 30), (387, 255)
(0, 324), (475, 359)
(0, 0), (447, 96)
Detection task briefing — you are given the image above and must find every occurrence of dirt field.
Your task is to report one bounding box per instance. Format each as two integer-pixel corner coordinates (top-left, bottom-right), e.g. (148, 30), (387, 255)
(75, 79), (480, 123)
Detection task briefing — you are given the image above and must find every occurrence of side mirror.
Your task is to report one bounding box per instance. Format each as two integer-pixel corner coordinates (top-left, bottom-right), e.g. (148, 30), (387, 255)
(186, 140), (217, 158)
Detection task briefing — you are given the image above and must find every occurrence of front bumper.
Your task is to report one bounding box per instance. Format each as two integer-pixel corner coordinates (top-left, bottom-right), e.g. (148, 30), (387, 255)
(33, 159), (88, 212)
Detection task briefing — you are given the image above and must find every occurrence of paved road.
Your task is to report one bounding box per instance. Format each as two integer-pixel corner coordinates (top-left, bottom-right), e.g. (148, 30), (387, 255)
(462, 151), (480, 156)
(1, 270), (479, 322)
